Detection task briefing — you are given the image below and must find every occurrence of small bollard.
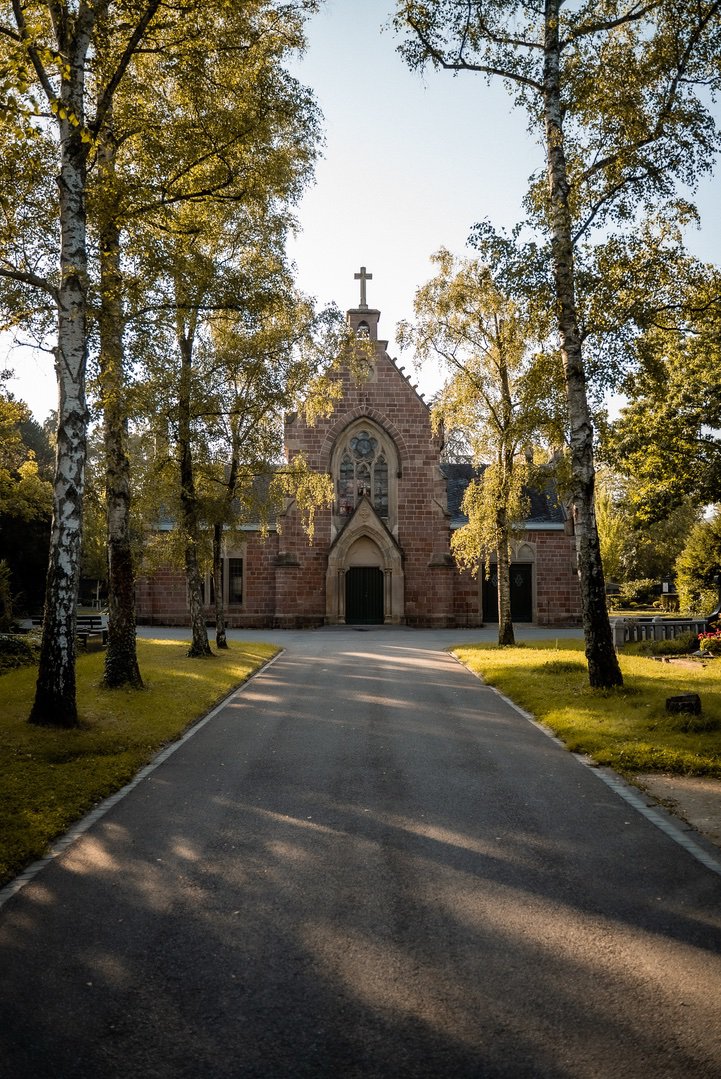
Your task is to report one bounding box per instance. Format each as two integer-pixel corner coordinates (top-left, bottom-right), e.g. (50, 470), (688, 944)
(666, 693), (701, 715)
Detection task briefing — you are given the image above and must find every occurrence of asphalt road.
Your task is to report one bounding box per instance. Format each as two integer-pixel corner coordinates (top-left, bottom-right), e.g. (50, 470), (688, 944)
(2, 626), (721, 1078)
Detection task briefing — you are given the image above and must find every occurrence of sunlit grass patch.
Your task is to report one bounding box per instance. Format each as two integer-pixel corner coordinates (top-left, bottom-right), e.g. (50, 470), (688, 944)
(0, 638), (278, 887)
(452, 638), (721, 778)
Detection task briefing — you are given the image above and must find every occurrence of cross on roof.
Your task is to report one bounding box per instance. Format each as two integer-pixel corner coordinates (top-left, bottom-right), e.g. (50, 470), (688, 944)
(354, 265), (372, 309)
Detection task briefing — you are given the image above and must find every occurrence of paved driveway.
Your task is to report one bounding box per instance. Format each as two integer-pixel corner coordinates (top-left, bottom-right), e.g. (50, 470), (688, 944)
(1, 626), (721, 1078)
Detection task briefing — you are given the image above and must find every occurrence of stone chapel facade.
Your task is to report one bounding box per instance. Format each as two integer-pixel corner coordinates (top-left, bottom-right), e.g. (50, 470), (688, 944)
(135, 287), (582, 629)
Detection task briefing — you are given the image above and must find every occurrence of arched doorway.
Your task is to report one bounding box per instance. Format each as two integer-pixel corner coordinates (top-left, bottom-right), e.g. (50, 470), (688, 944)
(345, 566), (384, 624)
(325, 499), (404, 624)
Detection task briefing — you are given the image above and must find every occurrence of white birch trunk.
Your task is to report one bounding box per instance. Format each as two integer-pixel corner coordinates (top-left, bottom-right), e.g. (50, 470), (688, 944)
(30, 30), (92, 726)
(542, 0), (622, 688)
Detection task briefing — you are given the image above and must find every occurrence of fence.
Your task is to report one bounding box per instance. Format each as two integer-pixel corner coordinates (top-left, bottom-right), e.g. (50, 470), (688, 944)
(612, 617), (710, 648)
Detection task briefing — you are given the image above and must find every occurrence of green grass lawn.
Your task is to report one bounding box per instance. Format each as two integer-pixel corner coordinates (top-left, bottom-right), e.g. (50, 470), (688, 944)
(453, 639), (721, 778)
(0, 637), (278, 888)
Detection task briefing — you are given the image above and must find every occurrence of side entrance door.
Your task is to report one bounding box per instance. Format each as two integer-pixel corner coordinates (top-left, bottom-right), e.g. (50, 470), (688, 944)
(482, 563), (533, 623)
(345, 566), (384, 624)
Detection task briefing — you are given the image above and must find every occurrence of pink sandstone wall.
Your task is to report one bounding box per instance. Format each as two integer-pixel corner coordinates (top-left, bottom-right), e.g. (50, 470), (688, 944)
(134, 309), (582, 629)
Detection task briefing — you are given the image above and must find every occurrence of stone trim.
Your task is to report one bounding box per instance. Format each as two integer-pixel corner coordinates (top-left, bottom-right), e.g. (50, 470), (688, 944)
(326, 497), (404, 624)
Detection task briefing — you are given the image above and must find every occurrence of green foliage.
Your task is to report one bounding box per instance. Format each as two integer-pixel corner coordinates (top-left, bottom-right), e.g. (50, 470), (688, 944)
(399, 247), (563, 580)
(595, 469), (698, 585)
(595, 474), (627, 582)
(0, 386), (53, 614)
(636, 635), (697, 657)
(618, 578), (657, 608)
(272, 453), (334, 545)
(0, 631), (41, 670)
(0, 636), (278, 886)
(453, 639), (721, 777)
(0, 564), (15, 631)
(395, 4), (721, 258)
(394, 2), (720, 691)
(699, 629), (721, 656)
(675, 511), (721, 615)
(602, 260), (721, 519)
(451, 464), (530, 576)
(0, 386), (52, 521)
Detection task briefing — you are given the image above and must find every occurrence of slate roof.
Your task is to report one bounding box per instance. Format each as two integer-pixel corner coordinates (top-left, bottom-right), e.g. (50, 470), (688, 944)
(440, 462), (567, 530)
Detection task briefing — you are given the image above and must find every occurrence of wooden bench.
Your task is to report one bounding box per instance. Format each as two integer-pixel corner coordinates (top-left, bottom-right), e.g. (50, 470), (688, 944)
(18, 612), (109, 647)
(76, 613), (109, 648)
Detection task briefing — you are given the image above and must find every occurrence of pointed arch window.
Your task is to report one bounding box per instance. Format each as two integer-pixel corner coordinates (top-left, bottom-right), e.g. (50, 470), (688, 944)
(336, 428), (390, 518)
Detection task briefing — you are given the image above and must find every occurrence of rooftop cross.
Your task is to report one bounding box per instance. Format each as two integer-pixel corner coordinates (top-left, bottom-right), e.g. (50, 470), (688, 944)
(354, 265), (372, 309)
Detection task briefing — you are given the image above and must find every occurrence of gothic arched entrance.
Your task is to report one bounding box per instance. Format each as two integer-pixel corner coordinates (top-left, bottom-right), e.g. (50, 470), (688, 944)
(325, 497), (404, 624)
(345, 566), (384, 624)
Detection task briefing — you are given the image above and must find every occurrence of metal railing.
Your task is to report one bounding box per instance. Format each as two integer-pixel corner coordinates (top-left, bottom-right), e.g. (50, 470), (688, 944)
(611, 576), (721, 647)
(611, 617), (709, 647)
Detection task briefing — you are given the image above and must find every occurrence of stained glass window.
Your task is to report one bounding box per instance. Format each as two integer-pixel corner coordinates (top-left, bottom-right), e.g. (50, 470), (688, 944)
(374, 456), (388, 516)
(336, 429), (389, 517)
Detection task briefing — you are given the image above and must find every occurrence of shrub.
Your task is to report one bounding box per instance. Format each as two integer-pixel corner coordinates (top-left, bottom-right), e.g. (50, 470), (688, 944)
(0, 633), (40, 672)
(699, 629), (721, 656)
(0, 562), (14, 631)
(675, 511), (721, 615)
(618, 578), (657, 607)
(638, 634), (697, 656)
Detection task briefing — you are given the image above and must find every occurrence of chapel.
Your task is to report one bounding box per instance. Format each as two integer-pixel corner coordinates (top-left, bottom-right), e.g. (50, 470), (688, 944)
(135, 270), (582, 628)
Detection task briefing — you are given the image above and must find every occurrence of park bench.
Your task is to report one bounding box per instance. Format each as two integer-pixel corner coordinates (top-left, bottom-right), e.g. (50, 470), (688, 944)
(76, 613), (109, 648)
(18, 612), (109, 648)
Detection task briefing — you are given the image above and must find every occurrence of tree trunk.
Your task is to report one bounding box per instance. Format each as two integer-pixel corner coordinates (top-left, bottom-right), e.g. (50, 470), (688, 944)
(214, 433), (242, 649)
(496, 530), (515, 647)
(98, 125), (143, 689)
(496, 355), (515, 647)
(29, 72), (91, 726)
(177, 331), (212, 658)
(213, 522), (228, 649)
(185, 536), (212, 657)
(542, 0), (622, 688)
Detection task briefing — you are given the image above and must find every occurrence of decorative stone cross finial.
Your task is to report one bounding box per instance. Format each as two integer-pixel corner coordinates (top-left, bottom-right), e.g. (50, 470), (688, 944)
(354, 265), (372, 309)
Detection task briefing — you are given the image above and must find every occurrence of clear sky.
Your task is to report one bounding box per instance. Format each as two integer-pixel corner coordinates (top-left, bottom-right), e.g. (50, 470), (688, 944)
(6, 0), (721, 419)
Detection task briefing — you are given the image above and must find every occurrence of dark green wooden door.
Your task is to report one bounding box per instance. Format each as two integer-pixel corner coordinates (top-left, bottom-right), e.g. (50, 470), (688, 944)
(345, 567), (384, 624)
(482, 563), (533, 623)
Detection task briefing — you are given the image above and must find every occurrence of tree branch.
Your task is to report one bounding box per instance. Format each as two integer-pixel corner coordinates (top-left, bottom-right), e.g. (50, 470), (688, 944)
(561, 2), (661, 48)
(579, 1), (721, 188)
(93, 0), (163, 134)
(0, 264), (58, 300)
(404, 14), (544, 94)
(10, 0), (56, 104)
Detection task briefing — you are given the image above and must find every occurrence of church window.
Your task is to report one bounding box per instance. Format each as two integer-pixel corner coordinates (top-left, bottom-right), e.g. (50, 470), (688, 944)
(228, 558), (243, 604)
(336, 428), (390, 518)
(374, 456), (388, 516)
(339, 454), (355, 515)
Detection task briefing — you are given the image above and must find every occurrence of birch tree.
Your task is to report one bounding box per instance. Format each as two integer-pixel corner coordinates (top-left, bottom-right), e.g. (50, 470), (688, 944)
(0, 0), (163, 725)
(92, 0), (322, 685)
(399, 247), (563, 645)
(394, 0), (721, 687)
(0, 0), (323, 706)
(135, 208), (344, 657)
(200, 297), (342, 649)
